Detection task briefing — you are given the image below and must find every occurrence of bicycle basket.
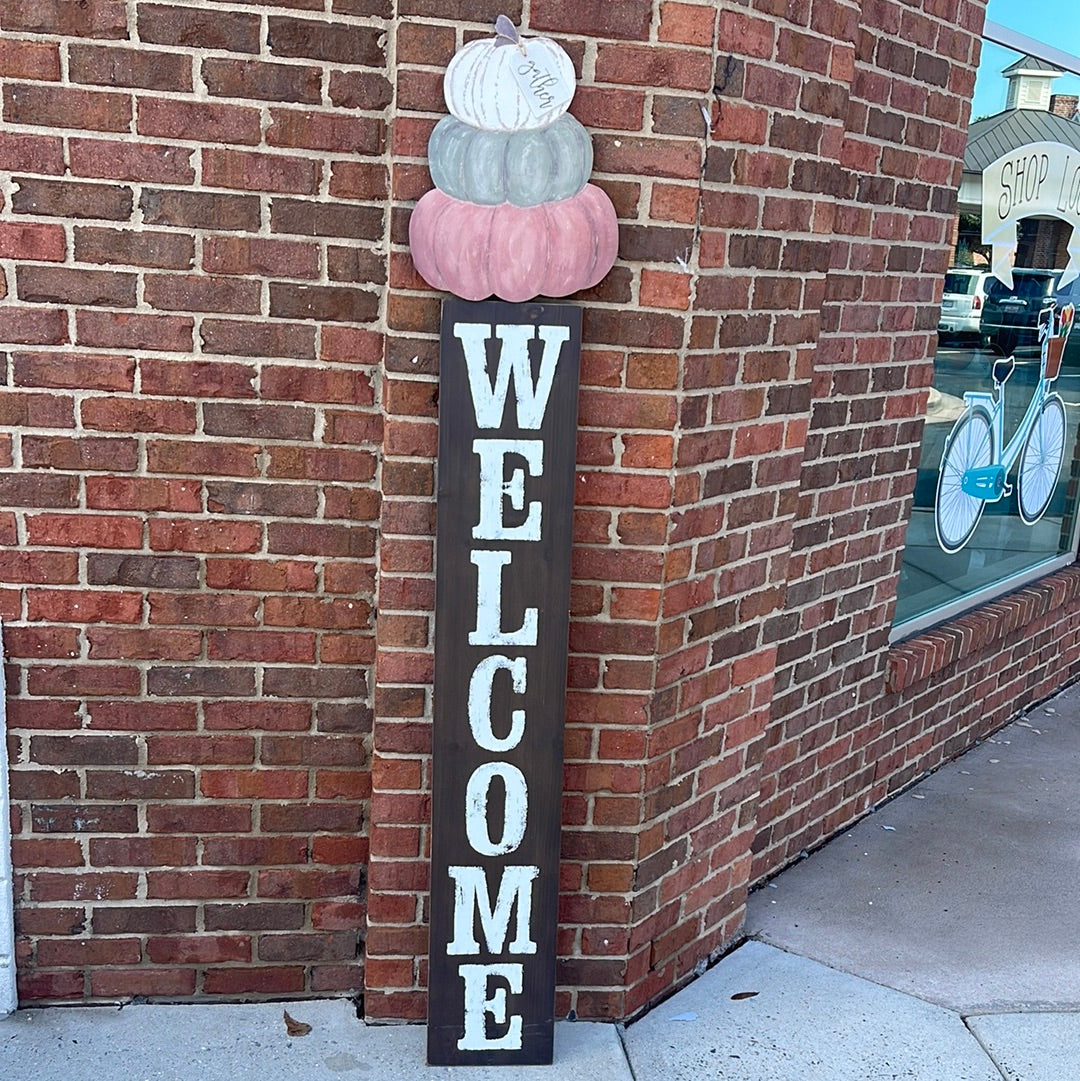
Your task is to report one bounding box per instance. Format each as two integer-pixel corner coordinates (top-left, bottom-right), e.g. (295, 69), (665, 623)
(1046, 336), (1066, 380)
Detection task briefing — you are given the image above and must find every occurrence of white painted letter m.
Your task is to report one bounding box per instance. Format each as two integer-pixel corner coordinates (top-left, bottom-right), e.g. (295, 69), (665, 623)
(447, 865), (539, 956)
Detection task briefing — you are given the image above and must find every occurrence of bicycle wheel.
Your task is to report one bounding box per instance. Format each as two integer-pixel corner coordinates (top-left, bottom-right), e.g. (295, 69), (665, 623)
(1018, 393), (1067, 524)
(935, 407), (994, 553)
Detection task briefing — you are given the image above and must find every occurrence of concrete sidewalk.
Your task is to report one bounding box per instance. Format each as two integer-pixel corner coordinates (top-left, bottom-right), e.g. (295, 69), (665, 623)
(4, 684), (1080, 1080)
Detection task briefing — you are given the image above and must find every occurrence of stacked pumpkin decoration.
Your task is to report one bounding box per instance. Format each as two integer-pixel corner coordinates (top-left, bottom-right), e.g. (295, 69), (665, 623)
(409, 16), (619, 303)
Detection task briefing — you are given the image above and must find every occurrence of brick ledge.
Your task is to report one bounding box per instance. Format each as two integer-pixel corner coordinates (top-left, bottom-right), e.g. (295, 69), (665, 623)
(887, 564), (1080, 693)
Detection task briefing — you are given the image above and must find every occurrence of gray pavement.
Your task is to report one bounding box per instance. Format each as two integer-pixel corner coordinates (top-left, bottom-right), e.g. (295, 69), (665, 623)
(4, 683), (1080, 1079)
(745, 681), (1080, 1014)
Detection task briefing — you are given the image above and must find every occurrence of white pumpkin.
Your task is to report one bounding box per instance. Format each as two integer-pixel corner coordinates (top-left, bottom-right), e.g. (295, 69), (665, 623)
(443, 25), (576, 133)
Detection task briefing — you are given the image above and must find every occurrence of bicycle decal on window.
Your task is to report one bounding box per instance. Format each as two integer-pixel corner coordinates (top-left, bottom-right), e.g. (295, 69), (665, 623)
(934, 300), (1074, 553)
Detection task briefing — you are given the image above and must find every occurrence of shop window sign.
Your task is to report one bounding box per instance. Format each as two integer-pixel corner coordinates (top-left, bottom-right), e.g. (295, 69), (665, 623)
(895, 23), (1080, 635)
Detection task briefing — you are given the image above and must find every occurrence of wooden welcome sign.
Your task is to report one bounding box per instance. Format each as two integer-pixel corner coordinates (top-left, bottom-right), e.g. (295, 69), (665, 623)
(409, 16), (617, 1066)
(426, 300), (580, 1065)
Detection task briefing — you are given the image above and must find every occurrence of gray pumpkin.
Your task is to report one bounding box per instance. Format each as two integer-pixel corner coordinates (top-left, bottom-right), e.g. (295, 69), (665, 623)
(428, 113), (593, 207)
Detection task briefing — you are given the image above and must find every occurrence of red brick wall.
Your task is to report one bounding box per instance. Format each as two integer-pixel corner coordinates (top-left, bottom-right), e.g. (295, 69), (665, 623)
(752, 0), (987, 877)
(11, 0), (1072, 1027)
(3, 0), (385, 1001)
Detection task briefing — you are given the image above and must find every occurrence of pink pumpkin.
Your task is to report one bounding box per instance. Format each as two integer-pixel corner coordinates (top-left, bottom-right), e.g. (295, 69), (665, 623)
(408, 185), (618, 302)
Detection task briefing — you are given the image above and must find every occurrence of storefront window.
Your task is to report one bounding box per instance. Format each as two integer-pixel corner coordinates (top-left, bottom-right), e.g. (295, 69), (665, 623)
(894, 9), (1080, 635)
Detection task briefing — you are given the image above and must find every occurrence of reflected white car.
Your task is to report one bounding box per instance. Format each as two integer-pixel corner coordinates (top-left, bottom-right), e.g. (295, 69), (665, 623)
(938, 268), (991, 340)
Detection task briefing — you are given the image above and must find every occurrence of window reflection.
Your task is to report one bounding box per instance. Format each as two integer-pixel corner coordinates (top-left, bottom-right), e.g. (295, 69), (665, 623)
(895, 41), (1080, 631)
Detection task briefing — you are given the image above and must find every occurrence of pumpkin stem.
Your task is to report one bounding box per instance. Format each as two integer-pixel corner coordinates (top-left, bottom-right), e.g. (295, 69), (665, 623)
(493, 14), (525, 54)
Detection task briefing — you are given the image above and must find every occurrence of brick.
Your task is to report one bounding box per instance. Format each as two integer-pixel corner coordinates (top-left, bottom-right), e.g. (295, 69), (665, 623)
(203, 58), (322, 104)
(11, 838), (84, 868)
(87, 554), (199, 589)
(30, 802), (138, 833)
(201, 319), (316, 360)
(201, 770), (308, 800)
(0, 38), (61, 79)
(87, 626), (202, 661)
(270, 198), (384, 240)
(202, 701), (311, 734)
(258, 931), (356, 962)
(6, 624), (81, 659)
(69, 138), (195, 184)
(269, 283), (378, 323)
(258, 868), (360, 899)
(26, 513), (142, 550)
(74, 226), (194, 269)
(4, 0), (128, 37)
(202, 236), (319, 280)
(202, 966), (304, 995)
(328, 162), (389, 201)
(0, 473), (78, 508)
(203, 403), (315, 440)
(91, 896), (200, 933)
(27, 586), (142, 624)
(147, 804), (251, 834)
(16, 970), (85, 1000)
(76, 311), (193, 351)
(659, 2), (717, 46)
(26, 663), (141, 696)
(147, 666), (256, 697)
(205, 481), (317, 518)
(17, 266), (136, 308)
(262, 666), (367, 698)
(148, 591), (259, 627)
(0, 307), (69, 347)
(15, 353), (134, 392)
(82, 397), (196, 434)
(202, 148), (320, 195)
(140, 188), (260, 232)
(531, 0), (652, 39)
(85, 770), (195, 800)
(144, 274), (262, 315)
(138, 96), (264, 148)
(262, 369), (374, 408)
(142, 733), (254, 767)
(204, 904), (306, 932)
(137, 5), (261, 52)
(267, 18), (384, 65)
(203, 560), (316, 594)
(4, 83), (131, 132)
(146, 871), (251, 900)
(267, 520), (374, 558)
(37, 938), (142, 968)
(31, 734), (139, 766)
(328, 71), (393, 111)
(397, 0), (521, 17)
(0, 222), (66, 262)
(148, 518), (262, 554)
(329, 245), (386, 286)
(141, 358), (258, 398)
(69, 44), (194, 92)
(596, 44), (713, 91)
(0, 550), (79, 585)
(146, 440), (259, 478)
(11, 178), (132, 221)
(26, 873), (136, 903)
(146, 935), (251, 965)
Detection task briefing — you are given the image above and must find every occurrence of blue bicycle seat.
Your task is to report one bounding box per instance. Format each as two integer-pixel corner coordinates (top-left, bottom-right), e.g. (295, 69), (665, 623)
(993, 356), (1015, 385)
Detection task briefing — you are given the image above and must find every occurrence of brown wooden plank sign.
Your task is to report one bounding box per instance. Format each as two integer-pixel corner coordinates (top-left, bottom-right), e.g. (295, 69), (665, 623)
(409, 17), (618, 1065)
(426, 299), (581, 1065)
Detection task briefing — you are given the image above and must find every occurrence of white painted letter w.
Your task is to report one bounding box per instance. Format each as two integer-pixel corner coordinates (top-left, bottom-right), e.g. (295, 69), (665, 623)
(454, 322), (570, 430)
